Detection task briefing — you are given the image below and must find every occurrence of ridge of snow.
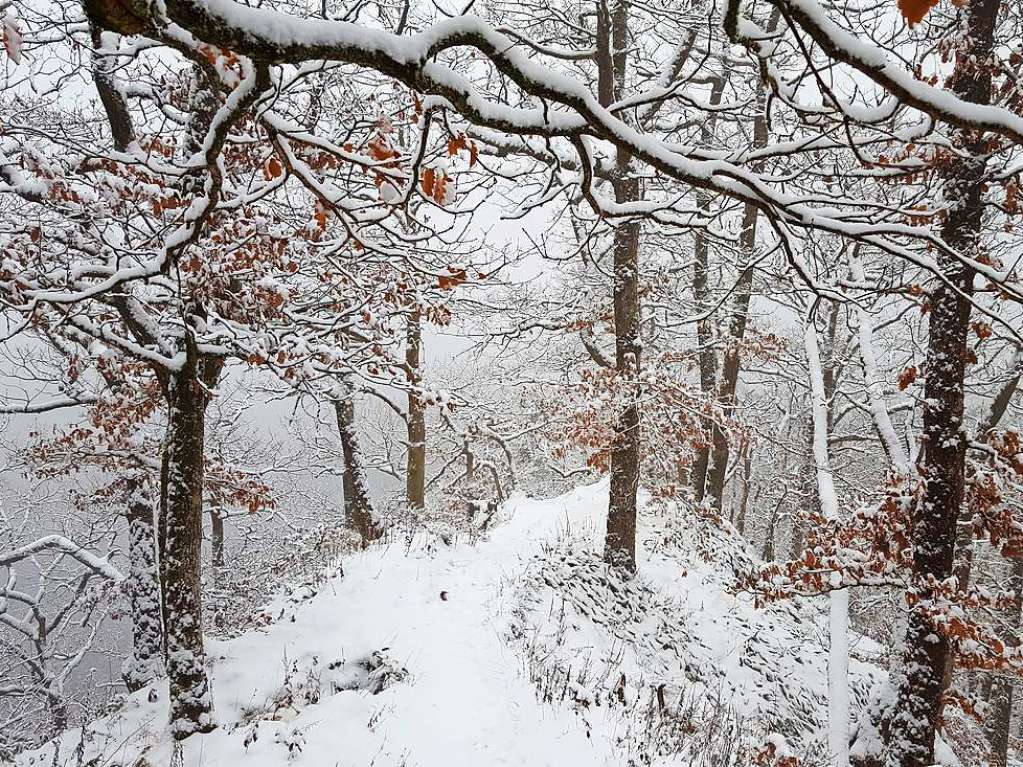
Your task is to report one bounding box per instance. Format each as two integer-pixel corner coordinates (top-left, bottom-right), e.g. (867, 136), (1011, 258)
(14, 483), (884, 767)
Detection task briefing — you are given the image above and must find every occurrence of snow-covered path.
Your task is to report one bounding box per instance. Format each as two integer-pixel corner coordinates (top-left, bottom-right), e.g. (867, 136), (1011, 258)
(293, 491), (601, 767)
(20, 489), (609, 767)
(17, 484), (874, 767)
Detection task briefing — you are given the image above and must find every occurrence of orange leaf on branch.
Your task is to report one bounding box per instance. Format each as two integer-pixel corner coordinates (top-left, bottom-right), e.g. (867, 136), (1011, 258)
(898, 0), (940, 27)
(312, 200), (329, 235)
(263, 157), (283, 180)
(448, 134), (468, 156)
(421, 167), (436, 197)
(437, 268), (467, 290)
(897, 365), (918, 390)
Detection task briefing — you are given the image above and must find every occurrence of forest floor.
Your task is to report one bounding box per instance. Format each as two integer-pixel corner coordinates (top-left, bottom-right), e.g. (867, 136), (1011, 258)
(14, 483), (885, 767)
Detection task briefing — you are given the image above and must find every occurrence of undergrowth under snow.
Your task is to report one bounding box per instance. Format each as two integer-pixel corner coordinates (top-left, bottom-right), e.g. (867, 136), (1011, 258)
(13, 483), (883, 767)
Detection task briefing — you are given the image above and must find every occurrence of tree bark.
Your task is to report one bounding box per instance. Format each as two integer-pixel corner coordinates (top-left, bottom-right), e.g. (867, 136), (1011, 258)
(334, 383), (381, 544)
(597, 0), (642, 572)
(985, 557), (1023, 767)
(806, 316), (850, 767)
(405, 311), (427, 511)
(690, 76), (725, 502)
(209, 509), (225, 569)
(159, 338), (219, 739)
(887, 3), (998, 763)
(761, 503), (780, 561)
(735, 450), (753, 530)
(123, 479), (165, 692)
(90, 25), (136, 152)
(704, 124), (767, 512)
(791, 417), (817, 559)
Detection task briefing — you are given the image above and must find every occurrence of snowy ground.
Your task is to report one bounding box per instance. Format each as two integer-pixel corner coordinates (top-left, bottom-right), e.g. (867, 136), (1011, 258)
(14, 483), (880, 767)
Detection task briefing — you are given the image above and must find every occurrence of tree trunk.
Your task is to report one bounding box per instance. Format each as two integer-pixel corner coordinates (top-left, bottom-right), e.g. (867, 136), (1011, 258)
(887, 3), (997, 763)
(985, 556), (1023, 767)
(761, 503), (780, 561)
(806, 317), (850, 767)
(703, 12), (778, 511)
(704, 156), (763, 512)
(690, 76), (725, 502)
(334, 383), (381, 544)
(159, 340), (218, 739)
(735, 451), (753, 530)
(123, 479), (165, 692)
(690, 202), (716, 501)
(209, 509), (226, 571)
(597, 0), (641, 572)
(790, 417), (817, 559)
(406, 311), (427, 511)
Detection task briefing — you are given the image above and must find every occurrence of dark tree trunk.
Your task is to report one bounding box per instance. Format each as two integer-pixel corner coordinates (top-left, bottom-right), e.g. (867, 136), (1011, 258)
(704, 201), (757, 510)
(887, 3), (998, 763)
(762, 503), (780, 562)
(159, 340), (219, 739)
(91, 23), (218, 735)
(791, 417), (818, 559)
(987, 676), (1016, 767)
(210, 509), (225, 569)
(734, 451), (753, 532)
(690, 201), (716, 501)
(705, 149), (765, 511)
(334, 384), (381, 544)
(690, 76), (725, 502)
(597, 0), (641, 572)
(90, 24), (136, 152)
(123, 479), (165, 692)
(405, 311), (427, 511)
(703, 12), (778, 511)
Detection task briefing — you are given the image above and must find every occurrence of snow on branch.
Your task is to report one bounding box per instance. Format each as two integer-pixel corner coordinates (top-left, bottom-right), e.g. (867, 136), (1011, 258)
(0, 535), (124, 582)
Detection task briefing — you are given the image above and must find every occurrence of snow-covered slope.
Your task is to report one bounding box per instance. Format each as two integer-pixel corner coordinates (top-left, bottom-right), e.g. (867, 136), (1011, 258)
(14, 483), (881, 767)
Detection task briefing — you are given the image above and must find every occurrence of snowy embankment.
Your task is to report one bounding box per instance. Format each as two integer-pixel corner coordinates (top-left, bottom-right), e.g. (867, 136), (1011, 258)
(14, 483), (882, 767)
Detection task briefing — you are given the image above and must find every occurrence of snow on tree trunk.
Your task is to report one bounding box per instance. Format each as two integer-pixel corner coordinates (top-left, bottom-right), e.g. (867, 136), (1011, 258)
(597, 0), (641, 573)
(986, 676), (1016, 767)
(804, 318), (850, 767)
(886, 3), (998, 764)
(848, 250), (910, 476)
(735, 450), (753, 533)
(159, 342), (217, 739)
(984, 556), (1023, 767)
(406, 311), (427, 512)
(123, 479), (165, 692)
(334, 382), (381, 544)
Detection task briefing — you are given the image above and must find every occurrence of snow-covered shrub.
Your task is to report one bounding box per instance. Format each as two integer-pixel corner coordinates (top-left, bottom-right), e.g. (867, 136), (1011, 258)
(511, 536), (819, 765)
(203, 520), (357, 638)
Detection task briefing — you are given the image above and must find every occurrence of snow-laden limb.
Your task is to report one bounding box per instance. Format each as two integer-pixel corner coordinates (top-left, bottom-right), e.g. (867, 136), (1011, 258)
(0, 535), (124, 582)
(733, 0), (1023, 144)
(72, 0), (1023, 304)
(0, 394), (98, 414)
(848, 250), (911, 477)
(803, 315), (850, 767)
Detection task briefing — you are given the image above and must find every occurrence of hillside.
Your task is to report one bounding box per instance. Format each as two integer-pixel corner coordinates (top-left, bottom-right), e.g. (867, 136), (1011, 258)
(13, 484), (882, 767)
